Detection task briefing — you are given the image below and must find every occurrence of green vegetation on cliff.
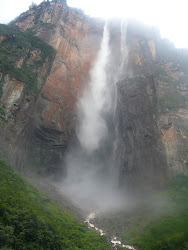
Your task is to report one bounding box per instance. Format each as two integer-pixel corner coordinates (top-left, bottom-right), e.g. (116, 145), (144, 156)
(0, 105), (6, 122)
(0, 158), (110, 249)
(158, 92), (186, 110)
(0, 24), (56, 95)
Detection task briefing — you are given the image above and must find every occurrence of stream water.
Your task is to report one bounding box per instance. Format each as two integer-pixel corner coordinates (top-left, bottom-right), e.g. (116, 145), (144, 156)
(84, 212), (136, 249)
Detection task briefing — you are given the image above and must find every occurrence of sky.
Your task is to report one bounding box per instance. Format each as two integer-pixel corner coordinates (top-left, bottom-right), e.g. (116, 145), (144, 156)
(0, 0), (188, 48)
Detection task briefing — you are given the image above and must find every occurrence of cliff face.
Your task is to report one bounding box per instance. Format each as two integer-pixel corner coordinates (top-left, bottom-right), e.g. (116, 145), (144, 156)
(117, 31), (188, 191)
(7, 0), (104, 175)
(117, 75), (167, 192)
(0, 24), (55, 171)
(0, 0), (187, 186)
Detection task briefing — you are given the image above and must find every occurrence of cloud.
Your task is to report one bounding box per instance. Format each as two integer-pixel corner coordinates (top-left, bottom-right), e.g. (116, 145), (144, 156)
(67, 0), (188, 48)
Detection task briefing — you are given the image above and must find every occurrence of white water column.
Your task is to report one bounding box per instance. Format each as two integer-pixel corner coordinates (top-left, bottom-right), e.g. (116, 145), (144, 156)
(77, 23), (110, 153)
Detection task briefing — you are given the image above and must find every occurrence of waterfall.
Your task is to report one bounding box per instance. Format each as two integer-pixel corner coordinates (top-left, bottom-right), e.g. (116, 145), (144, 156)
(77, 23), (110, 153)
(60, 20), (128, 211)
(120, 20), (128, 79)
(110, 19), (128, 187)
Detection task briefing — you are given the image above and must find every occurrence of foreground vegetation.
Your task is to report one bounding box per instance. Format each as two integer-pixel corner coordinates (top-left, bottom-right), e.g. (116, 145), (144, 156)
(0, 158), (110, 249)
(0, 155), (187, 249)
(121, 175), (188, 249)
(93, 175), (188, 250)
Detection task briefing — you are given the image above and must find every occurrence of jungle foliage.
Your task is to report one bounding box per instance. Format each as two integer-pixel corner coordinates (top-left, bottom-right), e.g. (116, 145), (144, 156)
(0, 158), (110, 250)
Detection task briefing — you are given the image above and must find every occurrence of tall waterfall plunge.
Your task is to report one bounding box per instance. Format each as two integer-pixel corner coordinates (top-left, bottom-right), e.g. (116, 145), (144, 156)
(60, 21), (128, 211)
(78, 23), (110, 153)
